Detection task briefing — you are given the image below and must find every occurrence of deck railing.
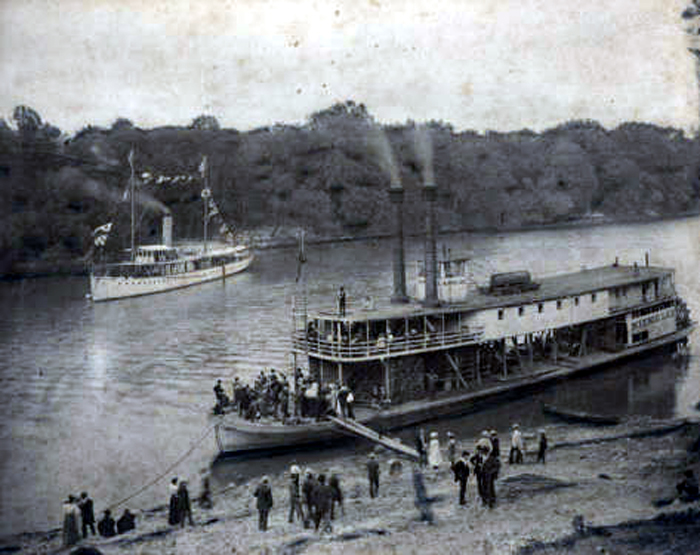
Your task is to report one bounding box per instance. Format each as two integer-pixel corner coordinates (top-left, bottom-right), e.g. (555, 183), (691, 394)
(293, 326), (485, 361)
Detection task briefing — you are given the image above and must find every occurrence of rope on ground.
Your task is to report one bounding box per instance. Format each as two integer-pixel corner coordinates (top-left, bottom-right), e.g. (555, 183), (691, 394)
(106, 422), (218, 512)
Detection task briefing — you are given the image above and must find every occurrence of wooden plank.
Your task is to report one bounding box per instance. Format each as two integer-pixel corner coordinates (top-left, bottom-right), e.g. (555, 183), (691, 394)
(328, 416), (419, 460)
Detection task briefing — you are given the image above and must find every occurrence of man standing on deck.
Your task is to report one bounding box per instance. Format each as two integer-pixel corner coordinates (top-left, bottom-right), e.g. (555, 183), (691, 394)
(367, 453), (380, 498)
(337, 286), (347, 317)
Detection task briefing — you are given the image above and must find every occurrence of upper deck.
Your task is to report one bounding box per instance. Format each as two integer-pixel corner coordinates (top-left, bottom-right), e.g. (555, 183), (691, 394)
(293, 264), (678, 362)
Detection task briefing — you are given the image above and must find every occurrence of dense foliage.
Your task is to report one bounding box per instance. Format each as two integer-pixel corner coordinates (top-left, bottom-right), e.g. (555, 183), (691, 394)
(1, 101), (699, 275)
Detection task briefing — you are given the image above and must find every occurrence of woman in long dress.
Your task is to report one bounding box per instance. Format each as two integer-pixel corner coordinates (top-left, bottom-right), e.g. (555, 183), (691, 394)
(62, 495), (80, 547)
(427, 431), (442, 470)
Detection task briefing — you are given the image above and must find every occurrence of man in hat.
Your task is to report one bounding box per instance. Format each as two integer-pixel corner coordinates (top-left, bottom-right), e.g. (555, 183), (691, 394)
(177, 480), (194, 527)
(312, 474), (334, 533)
(509, 424), (524, 465)
(288, 465), (304, 524)
(446, 432), (458, 467)
(452, 450), (471, 506)
(79, 491), (96, 538)
(302, 468), (316, 528)
(367, 453), (380, 498)
(253, 476), (274, 531)
(168, 477), (179, 525)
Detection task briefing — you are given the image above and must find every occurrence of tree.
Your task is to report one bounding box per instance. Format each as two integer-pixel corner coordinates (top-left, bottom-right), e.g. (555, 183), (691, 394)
(189, 115), (220, 131)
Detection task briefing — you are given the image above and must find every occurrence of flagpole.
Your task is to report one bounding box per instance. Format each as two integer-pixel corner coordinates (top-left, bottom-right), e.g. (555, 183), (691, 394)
(129, 148), (136, 262)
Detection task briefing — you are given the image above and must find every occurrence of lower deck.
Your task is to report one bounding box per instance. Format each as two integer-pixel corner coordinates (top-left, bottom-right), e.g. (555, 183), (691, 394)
(218, 325), (693, 454)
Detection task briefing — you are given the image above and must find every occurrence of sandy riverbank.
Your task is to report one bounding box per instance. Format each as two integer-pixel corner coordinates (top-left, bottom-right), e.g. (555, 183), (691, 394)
(4, 417), (700, 555)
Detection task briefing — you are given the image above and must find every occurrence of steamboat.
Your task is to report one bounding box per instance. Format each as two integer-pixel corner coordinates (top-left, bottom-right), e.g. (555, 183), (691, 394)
(90, 155), (253, 302)
(216, 182), (694, 455)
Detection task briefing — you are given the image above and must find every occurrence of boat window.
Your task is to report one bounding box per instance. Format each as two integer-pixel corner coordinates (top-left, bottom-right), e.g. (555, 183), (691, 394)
(538, 303), (544, 313)
(557, 300), (562, 309)
(591, 293), (597, 303)
(498, 309), (504, 320)
(518, 306), (524, 317)
(574, 297), (579, 306)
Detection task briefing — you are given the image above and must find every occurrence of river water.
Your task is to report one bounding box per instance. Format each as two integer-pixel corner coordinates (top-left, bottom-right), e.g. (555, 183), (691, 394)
(1, 218), (700, 536)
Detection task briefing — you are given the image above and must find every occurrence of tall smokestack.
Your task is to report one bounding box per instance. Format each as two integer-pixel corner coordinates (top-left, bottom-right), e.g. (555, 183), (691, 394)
(162, 212), (173, 247)
(423, 181), (439, 306)
(390, 184), (408, 303)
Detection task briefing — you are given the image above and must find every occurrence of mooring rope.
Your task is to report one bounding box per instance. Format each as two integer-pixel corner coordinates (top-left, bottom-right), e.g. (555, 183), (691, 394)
(106, 422), (219, 512)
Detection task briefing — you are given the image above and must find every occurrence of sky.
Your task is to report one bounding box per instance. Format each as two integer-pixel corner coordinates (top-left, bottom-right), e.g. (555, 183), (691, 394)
(0, 0), (698, 134)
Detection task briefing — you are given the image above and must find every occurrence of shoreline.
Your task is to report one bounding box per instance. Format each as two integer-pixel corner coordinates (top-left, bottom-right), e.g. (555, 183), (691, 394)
(3, 210), (699, 280)
(4, 416), (699, 554)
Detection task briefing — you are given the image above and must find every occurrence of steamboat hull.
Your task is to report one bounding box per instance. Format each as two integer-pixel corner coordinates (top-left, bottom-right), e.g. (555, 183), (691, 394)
(90, 254), (253, 302)
(216, 325), (692, 456)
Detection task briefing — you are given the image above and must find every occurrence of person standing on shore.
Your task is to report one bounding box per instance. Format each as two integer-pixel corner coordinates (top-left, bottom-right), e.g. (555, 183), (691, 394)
(288, 465), (304, 524)
(79, 491), (96, 538)
(412, 466), (435, 524)
(302, 468), (316, 529)
(447, 432), (457, 467)
(62, 495), (81, 547)
(415, 428), (428, 467)
(253, 476), (274, 531)
(428, 431), (442, 471)
(313, 474), (333, 533)
(168, 477), (180, 525)
(509, 424), (524, 465)
(329, 473), (344, 519)
(177, 481), (194, 527)
(482, 444), (499, 508)
(367, 453), (380, 498)
(537, 429), (548, 464)
(452, 450), (470, 506)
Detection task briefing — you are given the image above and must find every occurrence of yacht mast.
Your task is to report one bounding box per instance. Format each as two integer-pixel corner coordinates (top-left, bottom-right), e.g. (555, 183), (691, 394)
(129, 148), (136, 262)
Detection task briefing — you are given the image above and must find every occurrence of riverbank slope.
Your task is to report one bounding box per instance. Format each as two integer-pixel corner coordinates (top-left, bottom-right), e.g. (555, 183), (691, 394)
(3, 416), (699, 554)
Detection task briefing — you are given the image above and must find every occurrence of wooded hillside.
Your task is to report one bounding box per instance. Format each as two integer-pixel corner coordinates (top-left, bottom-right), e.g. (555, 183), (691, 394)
(1, 101), (698, 275)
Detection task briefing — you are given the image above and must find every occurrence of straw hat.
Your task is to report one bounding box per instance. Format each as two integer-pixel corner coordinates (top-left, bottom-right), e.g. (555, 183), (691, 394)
(290, 465), (301, 475)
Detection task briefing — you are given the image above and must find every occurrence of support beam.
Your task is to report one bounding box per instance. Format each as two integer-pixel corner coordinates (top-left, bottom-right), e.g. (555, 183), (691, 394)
(381, 359), (392, 402)
(445, 352), (469, 389)
(502, 338), (508, 379)
(476, 348), (481, 385)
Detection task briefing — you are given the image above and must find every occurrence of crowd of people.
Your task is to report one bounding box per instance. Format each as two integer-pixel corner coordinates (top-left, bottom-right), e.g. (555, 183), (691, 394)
(63, 422), (700, 547)
(254, 465), (344, 533)
(246, 424), (549, 536)
(61, 492), (136, 548)
(213, 368), (357, 423)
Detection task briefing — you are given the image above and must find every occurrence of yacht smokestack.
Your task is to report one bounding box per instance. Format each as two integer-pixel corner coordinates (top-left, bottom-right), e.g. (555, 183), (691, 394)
(162, 212), (173, 247)
(423, 181), (439, 306)
(390, 184), (408, 303)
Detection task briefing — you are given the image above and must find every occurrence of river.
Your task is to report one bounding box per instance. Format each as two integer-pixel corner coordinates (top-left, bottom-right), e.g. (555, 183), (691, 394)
(1, 218), (700, 537)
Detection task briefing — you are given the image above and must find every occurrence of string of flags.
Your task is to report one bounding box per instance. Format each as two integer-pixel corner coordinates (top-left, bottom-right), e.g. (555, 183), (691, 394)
(93, 222), (113, 247)
(205, 194), (237, 242)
